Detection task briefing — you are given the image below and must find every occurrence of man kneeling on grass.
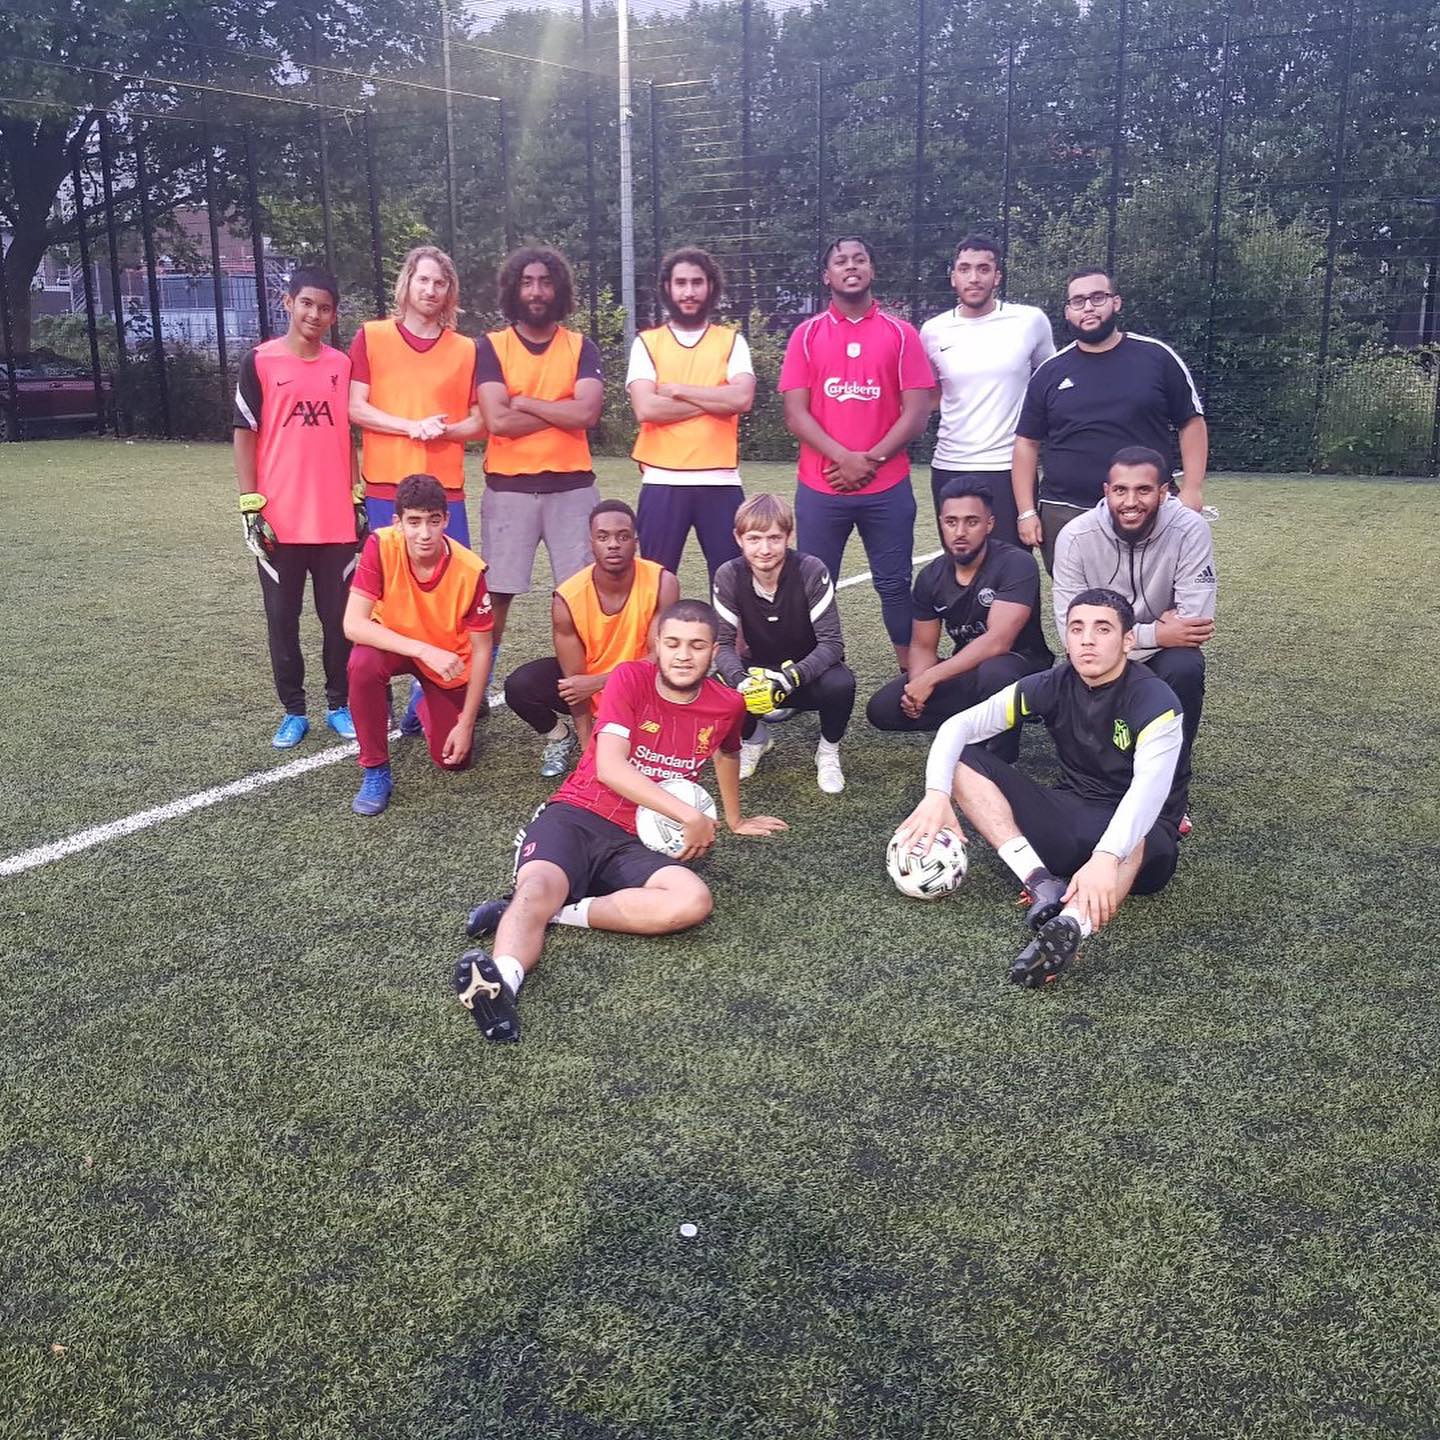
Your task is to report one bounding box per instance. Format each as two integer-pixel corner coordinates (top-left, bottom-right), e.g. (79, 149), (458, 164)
(343, 473), (494, 816)
(894, 587), (1186, 989)
(455, 600), (787, 1043)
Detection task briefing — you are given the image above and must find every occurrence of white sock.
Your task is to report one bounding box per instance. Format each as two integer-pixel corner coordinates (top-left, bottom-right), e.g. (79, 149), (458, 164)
(493, 953), (526, 993)
(554, 896), (593, 929)
(817, 738), (841, 758)
(998, 836), (1046, 884)
(542, 719), (570, 742)
(1058, 905), (1095, 939)
(747, 720), (770, 746)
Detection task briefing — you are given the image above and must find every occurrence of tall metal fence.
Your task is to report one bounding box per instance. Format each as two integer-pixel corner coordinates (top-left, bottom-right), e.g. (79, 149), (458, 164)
(2, 0), (1437, 474)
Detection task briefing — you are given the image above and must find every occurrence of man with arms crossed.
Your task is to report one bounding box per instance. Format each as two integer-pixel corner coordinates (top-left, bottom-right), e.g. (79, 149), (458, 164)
(1013, 265), (1207, 572)
(477, 245), (604, 701)
(504, 499), (680, 777)
(349, 245), (484, 544)
(234, 266), (360, 748)
(343, 474), (494, 817)
(1053, 445), (1216, 825)
(920, 233), (1054, 546)
(456, 601), (787, 1044)
(628, 247), (755, 579)
(779, 237), (935, 668)
(712, 493), (856, 794)
(896, 588), (1186, 989)
(867, 481), (1050, 757)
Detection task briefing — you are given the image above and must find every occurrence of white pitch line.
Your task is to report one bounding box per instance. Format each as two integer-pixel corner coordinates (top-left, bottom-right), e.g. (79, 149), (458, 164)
(1, 550), (944, 880)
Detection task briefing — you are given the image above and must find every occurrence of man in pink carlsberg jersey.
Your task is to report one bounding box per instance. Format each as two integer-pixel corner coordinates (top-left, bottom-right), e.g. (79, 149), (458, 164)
(233, 266), (360, 750)
(778, 237), (936, 669)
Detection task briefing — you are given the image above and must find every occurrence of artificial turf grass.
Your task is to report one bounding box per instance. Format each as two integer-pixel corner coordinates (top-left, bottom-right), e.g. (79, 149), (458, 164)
(2, 443), (1440, 1437)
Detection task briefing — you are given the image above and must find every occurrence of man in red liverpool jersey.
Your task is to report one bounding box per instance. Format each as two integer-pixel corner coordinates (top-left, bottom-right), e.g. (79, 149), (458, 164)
(454, 600), (787, 1043)
(233, 266), (360, 749)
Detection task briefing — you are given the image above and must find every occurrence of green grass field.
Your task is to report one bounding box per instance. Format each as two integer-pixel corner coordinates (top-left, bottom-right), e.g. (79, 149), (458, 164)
(2, 441), (1439, 1439)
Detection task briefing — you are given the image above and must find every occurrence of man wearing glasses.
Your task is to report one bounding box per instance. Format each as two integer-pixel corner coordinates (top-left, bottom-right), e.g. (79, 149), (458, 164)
(1011, 266), (1207, 573)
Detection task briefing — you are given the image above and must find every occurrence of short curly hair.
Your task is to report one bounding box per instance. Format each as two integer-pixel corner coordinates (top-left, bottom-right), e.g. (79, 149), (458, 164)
(496, 246), (576, 325)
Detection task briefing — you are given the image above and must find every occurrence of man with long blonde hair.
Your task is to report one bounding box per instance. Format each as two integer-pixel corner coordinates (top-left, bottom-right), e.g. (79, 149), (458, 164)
(349, 245), (485, 546)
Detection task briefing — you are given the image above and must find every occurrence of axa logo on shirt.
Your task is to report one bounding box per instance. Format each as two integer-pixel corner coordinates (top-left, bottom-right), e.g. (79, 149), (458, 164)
(822, 377), (883, 404)
(282, 398), (336, 428)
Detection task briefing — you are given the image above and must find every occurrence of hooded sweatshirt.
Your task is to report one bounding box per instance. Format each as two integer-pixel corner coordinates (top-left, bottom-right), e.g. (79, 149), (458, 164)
(1051, 495), (1217, 661)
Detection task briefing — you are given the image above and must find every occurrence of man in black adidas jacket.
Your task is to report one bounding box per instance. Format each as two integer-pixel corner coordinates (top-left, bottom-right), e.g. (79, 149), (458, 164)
(712, 492), (855, 795)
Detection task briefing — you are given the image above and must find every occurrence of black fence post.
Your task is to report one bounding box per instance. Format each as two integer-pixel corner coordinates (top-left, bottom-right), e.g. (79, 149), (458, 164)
(1000, 42), (1015, 293)
(363, 110), (387, 317)
(202, 126), (230, 411)
(1105, 0), (1129, 278)
(1426, 207), (1440, 476)
(739, 0), (754, 326)
(70, 150), (106, 436)
(1203, 16), (1232, 394)
(1312, 0), (1356, 470)
(908, 0), (927, 324)
(0, 238), (19, 441)
(649, 80), (662, 326)
(814, 63), (825, 314)
(583, 0), (599, 339)
(243, 125), (271, 342)
(96, 112), (130, 436)
(134, 125), (172, 439)
(311, 24), (339, 345)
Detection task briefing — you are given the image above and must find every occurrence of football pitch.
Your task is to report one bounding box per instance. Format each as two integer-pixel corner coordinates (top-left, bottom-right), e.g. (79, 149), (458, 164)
(3, 441), (1438, 1439)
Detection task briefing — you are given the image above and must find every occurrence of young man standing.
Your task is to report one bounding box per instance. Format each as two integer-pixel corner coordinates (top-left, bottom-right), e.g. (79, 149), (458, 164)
(348, 245), (484, 545)
(1012, 265), (1207, 572)
(503, 499), (680, 777)
(627, 247), (755, 579)
(920, 234), (1054, 546)
(896, 588), (1186, 989)
(476, 245), (604, 700)
(342, 474), (494, 817)
(779, 237), (936, 668)
(711, 493), (855, 794)
(866, 482), (1051, 755)
(1052, 445), (1217, 820)
(455, 601), (787, 1044)
(233, 266), (359, 749)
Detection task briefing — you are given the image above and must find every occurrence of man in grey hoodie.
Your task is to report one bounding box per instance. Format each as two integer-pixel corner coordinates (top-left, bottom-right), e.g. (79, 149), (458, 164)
(1052, 445), (1216, 811)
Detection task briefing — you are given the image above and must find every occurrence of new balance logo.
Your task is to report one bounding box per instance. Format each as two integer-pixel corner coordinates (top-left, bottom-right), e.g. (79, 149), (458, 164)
(282, 399), (336, 427)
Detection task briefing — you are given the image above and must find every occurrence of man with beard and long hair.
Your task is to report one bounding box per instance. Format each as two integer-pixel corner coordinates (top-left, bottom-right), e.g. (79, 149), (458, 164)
(349, 245), (484, 546)
(1011, 265), (1207, 573)
(779, 237), (936, 670)
(920, 233), (1054, 547)
(476, 246), (604, 700)
(1052, 445), (1216, 828)
(627, 247), (756, 579)
(866, 481), (1050, 751)
(454, 601), (787, 1044)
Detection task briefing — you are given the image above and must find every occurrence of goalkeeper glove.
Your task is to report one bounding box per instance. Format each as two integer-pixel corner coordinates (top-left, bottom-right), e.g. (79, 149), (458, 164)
(352, 479), (370, 543)
(239, 492), (278, 560)
(738, 661), (802, 716)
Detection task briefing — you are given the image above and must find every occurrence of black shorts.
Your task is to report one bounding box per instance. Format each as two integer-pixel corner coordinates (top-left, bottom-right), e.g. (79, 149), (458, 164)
(958, 746), (1179, 894)
(515, 800), (682, 904)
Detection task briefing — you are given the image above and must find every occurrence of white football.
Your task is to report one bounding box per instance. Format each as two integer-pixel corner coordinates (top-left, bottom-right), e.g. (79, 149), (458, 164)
(886, 826), (968, 900)
(636, 777), (718, 857)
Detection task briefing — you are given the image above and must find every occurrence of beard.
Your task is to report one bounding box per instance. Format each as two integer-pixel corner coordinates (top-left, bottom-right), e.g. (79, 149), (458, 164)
(663, 295), (712, 328)
(1066, 313), (1119, 345)
(522, 296), (564, 327)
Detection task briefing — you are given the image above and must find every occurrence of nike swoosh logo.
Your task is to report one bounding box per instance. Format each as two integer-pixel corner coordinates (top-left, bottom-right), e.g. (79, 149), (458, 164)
(275, 378), (294, 387)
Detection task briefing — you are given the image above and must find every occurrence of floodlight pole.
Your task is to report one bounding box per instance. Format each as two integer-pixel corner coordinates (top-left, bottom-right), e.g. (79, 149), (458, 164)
(439, 0), (460, 254)
(617, 0), (637, 349)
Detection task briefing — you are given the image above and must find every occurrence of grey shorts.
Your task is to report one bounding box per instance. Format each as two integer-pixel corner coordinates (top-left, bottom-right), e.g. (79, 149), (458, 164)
(479, 484), (600, 596)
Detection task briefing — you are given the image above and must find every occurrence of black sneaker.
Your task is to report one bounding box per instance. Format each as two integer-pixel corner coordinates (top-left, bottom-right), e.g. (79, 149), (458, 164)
(1019, 873), (1067, 931)
(465, 896), (511, 938)
(453, 949), (521, 1042)
(1009, 915), (1083, 989)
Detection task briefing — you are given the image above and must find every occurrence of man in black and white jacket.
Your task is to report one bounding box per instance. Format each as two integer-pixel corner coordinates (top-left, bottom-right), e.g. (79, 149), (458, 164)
(712, 492), (855, 794)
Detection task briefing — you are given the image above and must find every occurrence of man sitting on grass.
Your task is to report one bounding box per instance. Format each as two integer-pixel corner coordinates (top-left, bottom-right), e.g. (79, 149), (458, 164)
(503, 499), (679, 778)
(343, 473), (494, 816)
(455, 600), (787, 1043)
(711, 492), (855, 794)
(894, 587), (1185, 989)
